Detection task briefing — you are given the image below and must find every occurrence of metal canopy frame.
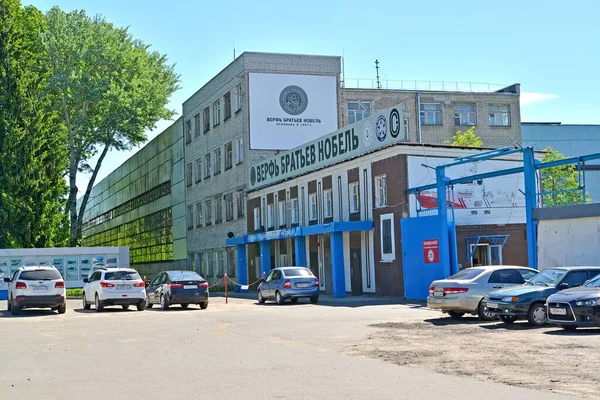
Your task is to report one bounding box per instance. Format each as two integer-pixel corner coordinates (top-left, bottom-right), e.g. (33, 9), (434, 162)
(465, 235), (509, 263)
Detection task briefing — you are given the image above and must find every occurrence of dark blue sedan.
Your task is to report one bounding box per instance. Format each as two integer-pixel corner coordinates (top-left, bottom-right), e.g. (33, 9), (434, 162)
(145, 270), (209, 310)
(258, 267), (319, 305)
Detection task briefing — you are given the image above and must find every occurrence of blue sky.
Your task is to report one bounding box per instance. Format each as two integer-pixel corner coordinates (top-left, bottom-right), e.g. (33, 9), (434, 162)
(25, 0), (600, 191)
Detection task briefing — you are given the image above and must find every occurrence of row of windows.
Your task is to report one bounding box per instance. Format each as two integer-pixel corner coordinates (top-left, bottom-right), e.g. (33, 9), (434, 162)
(185, 85), (243, 144)
(419, 103), (511, 127)
(188, 248), (236, 279)
(185, 138), (244, 187)
(187, 190), (246, 229)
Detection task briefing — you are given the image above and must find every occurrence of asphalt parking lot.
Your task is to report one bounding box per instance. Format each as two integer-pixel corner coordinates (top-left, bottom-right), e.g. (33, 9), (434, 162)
(0, 297), (586, 399)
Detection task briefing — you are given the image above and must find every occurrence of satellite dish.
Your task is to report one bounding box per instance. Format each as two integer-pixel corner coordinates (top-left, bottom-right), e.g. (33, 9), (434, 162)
(227, 232), (234, 238)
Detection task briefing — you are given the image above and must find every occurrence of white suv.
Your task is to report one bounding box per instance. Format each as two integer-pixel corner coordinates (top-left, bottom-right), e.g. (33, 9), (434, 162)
(4, 266), (66, 316)
(83, 268), (146, 312)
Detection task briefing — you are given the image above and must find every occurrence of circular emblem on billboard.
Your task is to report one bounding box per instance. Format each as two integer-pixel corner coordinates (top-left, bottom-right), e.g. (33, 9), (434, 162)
(376, 115), (387, 142)
(362, 119), (374, 148)
(389, 108), (401, 138)
(250, 166), (257, 186)
(427, 249), (435, 263)
(279, 85), (308, 115)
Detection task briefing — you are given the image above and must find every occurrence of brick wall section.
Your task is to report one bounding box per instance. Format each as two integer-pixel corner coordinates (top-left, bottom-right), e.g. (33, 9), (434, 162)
(455, 224), (528, 268)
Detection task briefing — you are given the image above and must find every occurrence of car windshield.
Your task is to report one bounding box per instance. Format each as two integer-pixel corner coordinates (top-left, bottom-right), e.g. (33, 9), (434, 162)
(447, 268), (484, 280)
(19, 269), (62, 281)
(528, 269), (567, 286)
(169, 271), (203, 281)
(105, 271), (141, 281)
(585, 274), (600, 288)
(283, 268), (313, 278)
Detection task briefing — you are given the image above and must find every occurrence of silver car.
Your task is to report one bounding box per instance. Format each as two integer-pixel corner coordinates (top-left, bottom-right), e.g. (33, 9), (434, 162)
(258, 267), (319, 305)
(427, 265), (537, 320)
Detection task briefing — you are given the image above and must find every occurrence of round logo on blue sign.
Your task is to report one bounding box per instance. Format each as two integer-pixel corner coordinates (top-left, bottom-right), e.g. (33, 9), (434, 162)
(376, 115), (387, 142)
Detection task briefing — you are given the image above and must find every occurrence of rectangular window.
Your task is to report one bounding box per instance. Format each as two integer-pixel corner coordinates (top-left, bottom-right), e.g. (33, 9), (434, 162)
(375, 175), (387, 208)
(195, 158), (202, 183)
(204, 200), (212, 225)
(380, 213), (395, 262)
(309, 193), (317, 221)
(214, 252), (220, 277)
(323, 189), (333, 218)
(195, 253), (203, 274)
(349, 182), (360, 213)
(236, 190), (245, 217)
(215, 197), (223, 223)
(213, 100), (221, 126)
(454, 104), (476, 126)
(196, 203), (203, 227)
(347, 101), (371, 124)
(278, 200), (286, 226)
(219, 251), (226, 277)
(214, 148), (222, 175)
(225, 142), (233, 170)
(194, 113), (201, 137)
(227, 247), (236, 277)
(187, 205), (193, 229)
(489, 105), (510, 126)
(225, 193), (234, 221)
(235, 137), (244, 164)
(420, 103), (442, 125)
(224, 92), (232, 120)
(267, 203), (274, 228)
(235, 84), (242, 112)
(204, 154), (211, 178)
(291, 198), (299, 224)
(185, 163), (192, 187)
(203, 107), (210, 132)
(185, 120), (192, 144)
(254, 207), (261, 230)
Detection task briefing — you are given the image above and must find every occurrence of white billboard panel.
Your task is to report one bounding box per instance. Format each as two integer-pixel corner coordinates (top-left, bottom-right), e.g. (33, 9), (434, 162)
(249, 73), (338, 150)
(408, 156), (526, 225)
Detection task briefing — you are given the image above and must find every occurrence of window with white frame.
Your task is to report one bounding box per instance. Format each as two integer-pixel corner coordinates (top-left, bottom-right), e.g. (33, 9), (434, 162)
(347, 101), (371, 124)
(213, 100), (221, 126)
(195, 252), (203, 274)
(236, 190), (245, 217)
(323, 189), (333, 218)
(205, 252), (212, 277)
(375, 175), (387, 208)
(196, 203), (203, 227)
(204, 199), (212, 225)
(420, 103), (442, 125)
(194, 113), (201, 137)
(224, 92), (232, 120)
(185, 163), (192, 187)
(291, 198), (299, 224)
(195, 158), (202, 183)
(214, 252), (220, 277)
(227, 248), (236, 277)
(380, 213), (395, 262)
(235, 137), (245, 164)
(235, 84), (242, 112)
(204, 154), (211, 178)
(219, 250), (226, 277)
(267, 203), (274, 228)
(253, 207), (261, 230)
(185, 120), (192, 144)
(225, 193), (234, 221)
(203, 107), (210, 132)
(278, 200), (286, 226)
(349, 182), (360, 213)
(488, 105), (510, 126)
(187, 205), (193, 229)
(454, 104), (476, 126)
(225, 142), (233, 170)
(215, 197), (223, 223)
(214, 148), (222, 175)
(309, 193), (317, 221)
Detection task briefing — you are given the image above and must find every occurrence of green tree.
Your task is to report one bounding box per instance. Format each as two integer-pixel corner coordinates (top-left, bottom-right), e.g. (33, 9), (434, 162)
(448, 126), (483, 147)
(541, 147), (590, 207)
(43, 8), (180, 246)
(0, 0), (69, 248)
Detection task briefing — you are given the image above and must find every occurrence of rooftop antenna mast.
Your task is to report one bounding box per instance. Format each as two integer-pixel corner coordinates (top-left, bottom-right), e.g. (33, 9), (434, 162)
(375, 59), (381, 89)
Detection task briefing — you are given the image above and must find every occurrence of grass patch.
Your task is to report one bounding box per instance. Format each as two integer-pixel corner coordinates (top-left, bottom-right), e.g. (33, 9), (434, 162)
(66, 288), (83, 298)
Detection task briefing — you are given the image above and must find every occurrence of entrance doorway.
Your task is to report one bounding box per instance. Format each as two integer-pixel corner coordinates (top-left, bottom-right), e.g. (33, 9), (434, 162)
(470, 243), (491, 267)
(350, 248), (362, 296)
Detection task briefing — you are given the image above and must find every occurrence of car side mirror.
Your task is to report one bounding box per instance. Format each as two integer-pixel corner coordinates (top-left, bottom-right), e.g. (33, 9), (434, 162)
(559, 282), (569, 290)
(83, 278), (89, 283)
(3, 278), (9, 283)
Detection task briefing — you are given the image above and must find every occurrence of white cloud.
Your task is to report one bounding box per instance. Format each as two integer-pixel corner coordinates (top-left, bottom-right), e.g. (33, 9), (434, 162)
(521, 92), (559, 106)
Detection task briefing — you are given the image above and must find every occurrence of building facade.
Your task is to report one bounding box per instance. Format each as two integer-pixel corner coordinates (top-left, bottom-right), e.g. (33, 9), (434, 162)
(80, 118), (187, 278)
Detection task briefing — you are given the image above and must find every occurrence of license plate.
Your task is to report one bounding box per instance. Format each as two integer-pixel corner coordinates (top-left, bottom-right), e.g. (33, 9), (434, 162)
(116, 284), (131, 290)
(32, 285), (48, 291)
(550, 308), (567, 315)
(486, 303), (499, 309)
(296, 283), (310, 288)
(434, 291), (444, 297)
(184, 285), (197, 289)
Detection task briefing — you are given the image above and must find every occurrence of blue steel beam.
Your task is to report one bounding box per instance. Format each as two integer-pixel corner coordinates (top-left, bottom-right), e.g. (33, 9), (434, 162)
(442, 148), (524, 168)
(408, 166), (525, 194)
(452, 146), (513, 162)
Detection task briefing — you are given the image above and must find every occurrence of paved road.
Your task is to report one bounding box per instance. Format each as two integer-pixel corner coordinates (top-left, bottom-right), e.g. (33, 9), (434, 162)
(0, 298), (577, 400)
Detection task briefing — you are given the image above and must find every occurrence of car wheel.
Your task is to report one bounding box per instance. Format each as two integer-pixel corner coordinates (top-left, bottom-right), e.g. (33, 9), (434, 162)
(291, 298), (298, 304)
(275, 291), (285, 305)
(136, 301), (145, 311)
(160, 295), (169, 310)
(257, 290), (266, 304)
(181, 303), (189, 309)
(477, 301), (496, 321)
(310, 295), (319, 304)
(57, 303), (66, 314)
(82, 293), (90, 310)
(95, 294), (104, 312)
(527, 303), (547, 326)
(145, 298), (153, 309)
(10, 298), (20, 316)
(561, 325), (577, 332)
(447, 311), (465, 319)
(122, 305), (130, 310)
(7, 298), (11, 311)
(500, 315), (518, 324)
(200, 302), (208, 310)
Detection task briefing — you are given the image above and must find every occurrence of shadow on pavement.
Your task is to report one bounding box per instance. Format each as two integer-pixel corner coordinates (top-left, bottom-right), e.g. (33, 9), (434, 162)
(544, 327), (600, 336)
(423, 316), (492, 326)
(0, 309), (59, 318)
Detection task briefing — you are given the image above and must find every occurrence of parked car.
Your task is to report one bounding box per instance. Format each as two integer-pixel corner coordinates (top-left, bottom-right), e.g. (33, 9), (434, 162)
(145, 270), (209, 310)
(483, 266), (600, 326)
(82, 268), (146, 312)
(546, 272), (600, 331)
(427, 265), (537, 320)
(257, 267), (319, 305)
(4, 266), (66, 315)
